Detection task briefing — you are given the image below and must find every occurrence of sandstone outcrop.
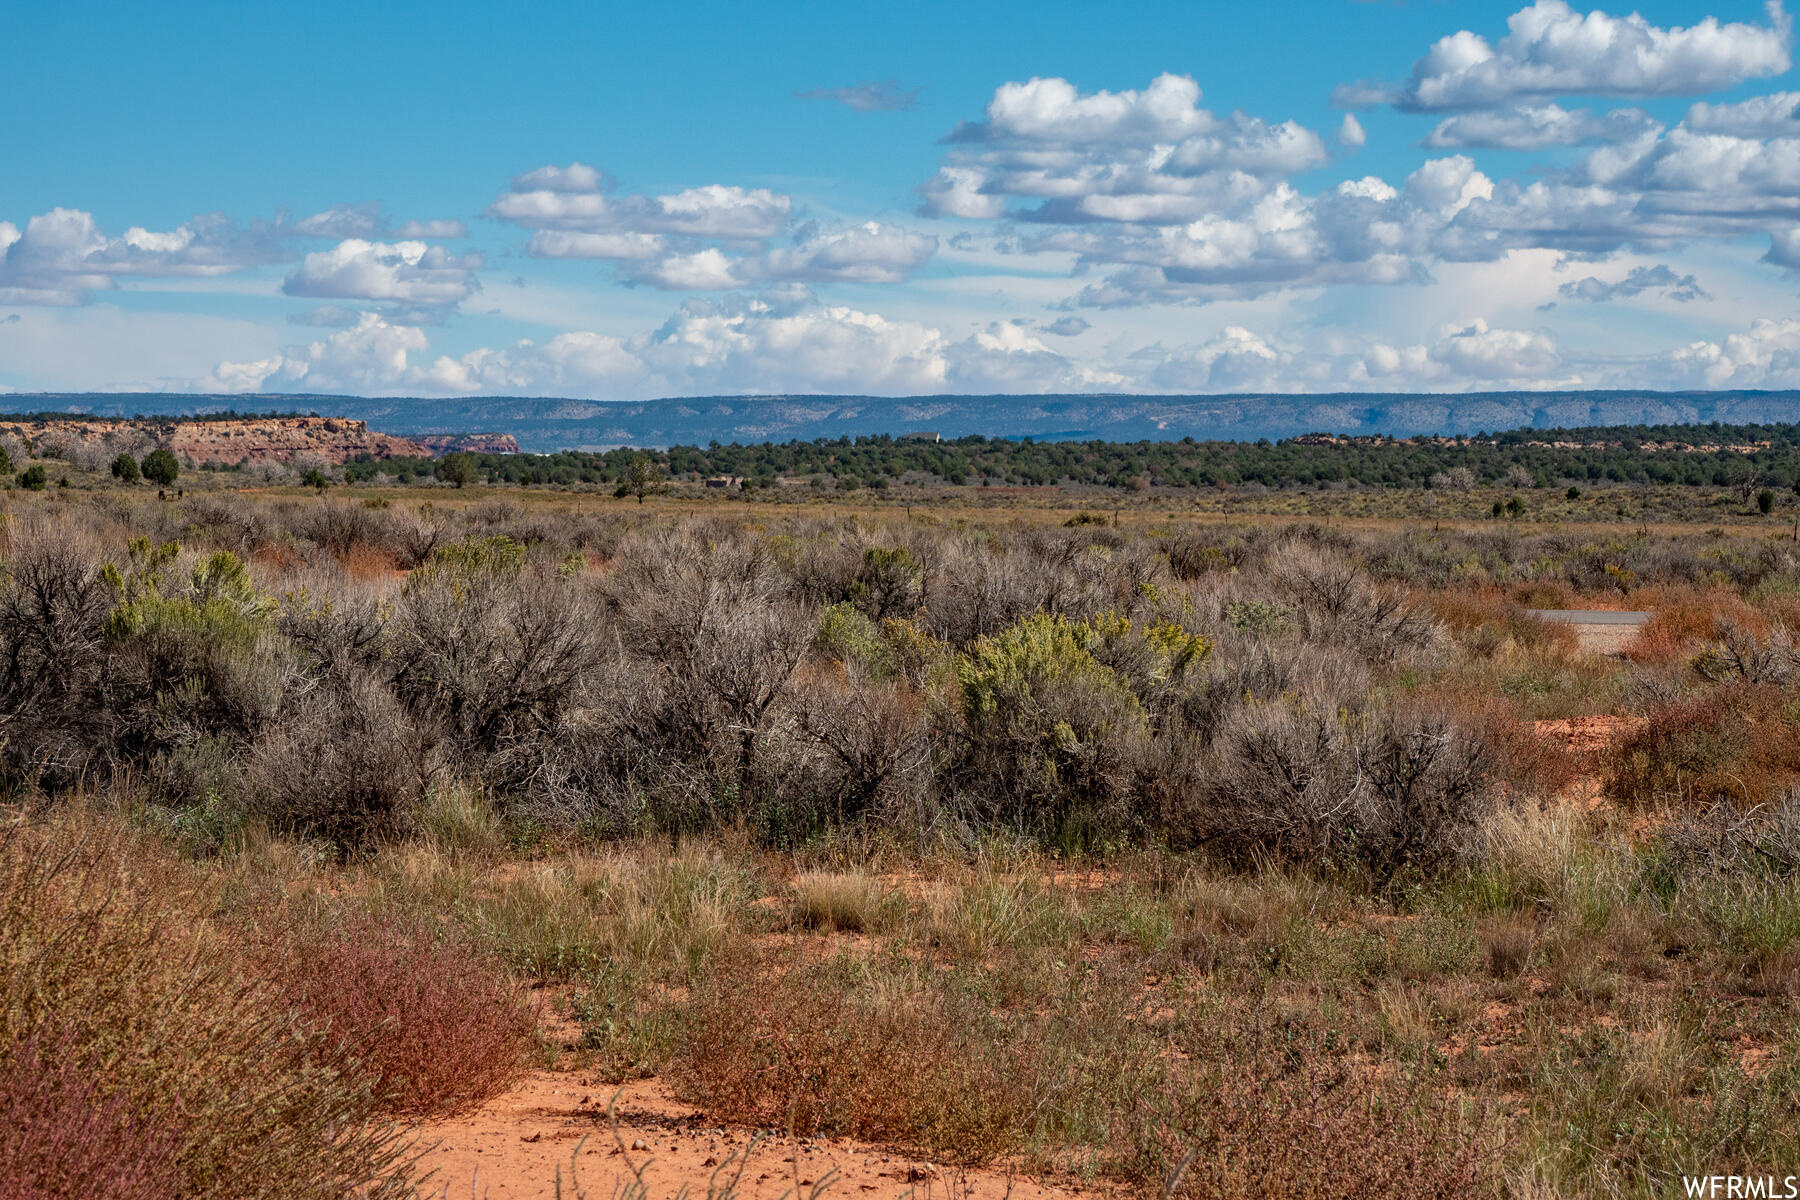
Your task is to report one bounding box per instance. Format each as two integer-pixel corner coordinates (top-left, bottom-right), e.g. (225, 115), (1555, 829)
(2, 416), (520, 465)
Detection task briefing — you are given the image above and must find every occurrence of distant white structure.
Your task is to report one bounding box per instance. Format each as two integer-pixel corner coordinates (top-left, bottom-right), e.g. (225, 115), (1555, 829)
(900, 431), (940, 443)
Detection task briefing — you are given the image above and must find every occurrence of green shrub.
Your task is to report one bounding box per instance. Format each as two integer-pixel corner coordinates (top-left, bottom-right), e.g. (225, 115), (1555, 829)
(141, 449), (179, 487)
(411, 533), (526, 583)
(101, 543), (283, 796)
(849, 546), (923, 618)
(815, 601), (895, 677)
(953, 612), (1206, 839)
(111, 452), (141, 483)
(19, 465), (46, 491)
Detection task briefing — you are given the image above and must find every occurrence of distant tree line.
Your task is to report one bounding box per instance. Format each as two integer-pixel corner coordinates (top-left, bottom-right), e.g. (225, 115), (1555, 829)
(331, 421), (1800, 492)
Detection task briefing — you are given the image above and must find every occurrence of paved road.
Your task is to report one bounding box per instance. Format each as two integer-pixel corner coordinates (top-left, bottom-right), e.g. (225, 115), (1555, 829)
(1528, 610), (1651, 625)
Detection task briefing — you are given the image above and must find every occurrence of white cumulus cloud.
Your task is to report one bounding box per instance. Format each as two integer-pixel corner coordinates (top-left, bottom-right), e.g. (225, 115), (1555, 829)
(488, 165), (791, 239)
(490, 163), (937, 292)
(759, 223), (938, 285)
(1659, 317), (1800, 387)
(1392, 0), (1791, 111)
(0, 208), (284, 306)
(919, 73), (1327, 226)
(1683, 91), (1800, 136)
(198, 312), (431, 393)
(1422, 104), (1656, 149)
(1429, 317), (1561, 379)
(281, 239), (482, 309)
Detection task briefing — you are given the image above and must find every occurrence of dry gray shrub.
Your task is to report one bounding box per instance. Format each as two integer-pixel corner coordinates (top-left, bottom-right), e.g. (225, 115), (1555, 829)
(769, 521), (868, 606)
(922, 534), (1056, 644)
(791, 665), (934, 825)
(275, 569), (390, 685)
(1659, 793), (1800, 878)
(388, 505), (447, 568)
(289, 498), (395, 558)
(1186, 696), (1495, 880)
(0, 529), (113, 786)
(245, 669), (427, 845)
(1692, 621), (1800, 687)
(180, 495), (280, 554)
(1267, 545), (1442, 666)
(1165, 525), (1270, 580)
(600, 529), (815, 823)
(1178, 632), (1371, 743)
(922, 528), (1160, 646)
(1351, 705), (1497, 880)
(388, 562), (608, 767)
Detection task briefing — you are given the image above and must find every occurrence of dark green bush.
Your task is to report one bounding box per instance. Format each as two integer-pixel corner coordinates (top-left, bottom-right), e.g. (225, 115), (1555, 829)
(141, 449), (179, 486)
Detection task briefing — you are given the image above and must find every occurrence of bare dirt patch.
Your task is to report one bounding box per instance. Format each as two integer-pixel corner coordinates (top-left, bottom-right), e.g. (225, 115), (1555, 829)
(1532, 716), (1646, 812)
(416, 1073), (1107, 1200)
(1569, 622), (1639, 657)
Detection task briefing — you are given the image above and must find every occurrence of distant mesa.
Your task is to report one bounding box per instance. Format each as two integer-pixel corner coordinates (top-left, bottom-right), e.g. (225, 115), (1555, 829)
(0, 413), (518, 465)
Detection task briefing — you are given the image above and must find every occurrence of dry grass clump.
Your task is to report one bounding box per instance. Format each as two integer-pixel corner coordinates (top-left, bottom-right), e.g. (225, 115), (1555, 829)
(0, 1022), (186, 1200)
(919, 867), (1082, 962)
(454, 845), (759, 978)
(0, 816), (416, 1200)
(1164, 870), (1310, 970)
(1423, 588), (1579, 659)
(669, 945), (1167, 1166)
(261, 912), (537, 1116)
(787, 870), (898, 932)
(1606, 687), (1800, 809)
(671, 951), (1040, 1159)
(1135, 1012), (1494, 1199)
(1477, 912), (1540, 978)
(1625, 589), (1770, 664)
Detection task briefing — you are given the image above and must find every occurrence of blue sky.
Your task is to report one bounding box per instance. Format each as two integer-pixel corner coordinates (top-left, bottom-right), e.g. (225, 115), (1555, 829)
(3, 0), (1798, 398)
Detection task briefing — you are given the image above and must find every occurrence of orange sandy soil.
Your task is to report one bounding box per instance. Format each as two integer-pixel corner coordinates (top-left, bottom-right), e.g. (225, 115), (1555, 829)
(1533, 715), (1645, 813)
(414, 1072), (1105, 1200)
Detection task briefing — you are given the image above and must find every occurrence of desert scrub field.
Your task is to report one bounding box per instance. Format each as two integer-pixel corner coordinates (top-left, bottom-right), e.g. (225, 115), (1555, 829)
(2, 488), (1799, 1197)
